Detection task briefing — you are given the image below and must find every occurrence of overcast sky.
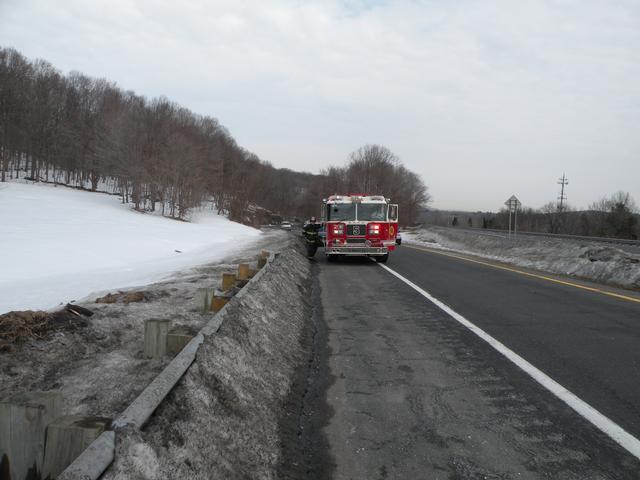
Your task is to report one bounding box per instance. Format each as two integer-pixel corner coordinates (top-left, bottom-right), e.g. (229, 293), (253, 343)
(1, 0), (639, 211)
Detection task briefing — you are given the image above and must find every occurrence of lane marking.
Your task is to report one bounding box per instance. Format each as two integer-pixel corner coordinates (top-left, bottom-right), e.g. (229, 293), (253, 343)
(378, 262), (640, 461)
(403, 243), (640, 305)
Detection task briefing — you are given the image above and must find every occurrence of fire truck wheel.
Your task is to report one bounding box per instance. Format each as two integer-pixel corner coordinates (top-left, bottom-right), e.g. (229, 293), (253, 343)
(376, 254), (389, 263)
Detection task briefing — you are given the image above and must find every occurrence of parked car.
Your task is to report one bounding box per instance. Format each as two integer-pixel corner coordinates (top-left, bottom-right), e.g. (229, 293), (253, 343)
(281, 221), (292, 231)
(396, 232), (402, 245)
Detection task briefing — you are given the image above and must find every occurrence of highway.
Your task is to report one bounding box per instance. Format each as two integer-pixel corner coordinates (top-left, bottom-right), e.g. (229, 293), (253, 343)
(308, 244), (640, 479)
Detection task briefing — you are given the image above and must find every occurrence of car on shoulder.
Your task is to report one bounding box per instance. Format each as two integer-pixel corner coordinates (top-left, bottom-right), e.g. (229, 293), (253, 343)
(281, 221), (293, 231)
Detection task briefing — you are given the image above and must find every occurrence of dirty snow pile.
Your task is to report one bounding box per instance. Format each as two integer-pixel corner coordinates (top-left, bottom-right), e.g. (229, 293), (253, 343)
(404, 226), (640, 289)
(0, 182), (261, 313)
(102, 248), (313, 480)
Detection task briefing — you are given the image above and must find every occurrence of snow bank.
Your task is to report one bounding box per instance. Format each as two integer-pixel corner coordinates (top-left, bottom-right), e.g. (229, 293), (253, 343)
(0, 182), (261, 313)
(102, 248), (313, 479)
(404, 226), (640, 290)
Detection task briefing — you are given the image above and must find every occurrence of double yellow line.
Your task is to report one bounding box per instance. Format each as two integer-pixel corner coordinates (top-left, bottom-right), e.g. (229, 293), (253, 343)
(404, 244), (640, 305)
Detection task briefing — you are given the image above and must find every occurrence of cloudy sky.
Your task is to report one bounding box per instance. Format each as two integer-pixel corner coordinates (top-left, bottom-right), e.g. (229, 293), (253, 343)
(1, 0), (639, 211)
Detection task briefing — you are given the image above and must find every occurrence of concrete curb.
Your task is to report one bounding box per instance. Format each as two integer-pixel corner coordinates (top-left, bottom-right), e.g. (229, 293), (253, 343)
(58, 252), (277, 479)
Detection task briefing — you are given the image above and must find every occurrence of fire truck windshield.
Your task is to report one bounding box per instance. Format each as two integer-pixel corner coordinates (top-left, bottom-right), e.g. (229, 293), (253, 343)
(357, 204), (387, 221)
(327, 203), (356, 221)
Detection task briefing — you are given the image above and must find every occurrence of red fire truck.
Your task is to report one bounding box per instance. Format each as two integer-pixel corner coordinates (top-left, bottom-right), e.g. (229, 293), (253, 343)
(321, 194), (399, 263)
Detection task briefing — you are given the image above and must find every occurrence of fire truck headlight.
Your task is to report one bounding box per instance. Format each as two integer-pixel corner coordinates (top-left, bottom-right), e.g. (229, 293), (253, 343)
(332, 223), (345, 235)
(368, 224), (381, 235)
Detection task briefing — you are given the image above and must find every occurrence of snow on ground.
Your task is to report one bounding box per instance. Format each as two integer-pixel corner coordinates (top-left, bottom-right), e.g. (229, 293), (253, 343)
(0, 181), (262, 313)
(404, 226), (640, 290)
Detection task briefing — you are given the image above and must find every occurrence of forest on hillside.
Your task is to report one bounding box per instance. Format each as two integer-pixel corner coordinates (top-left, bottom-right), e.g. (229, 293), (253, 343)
(0, 47), (429, 226)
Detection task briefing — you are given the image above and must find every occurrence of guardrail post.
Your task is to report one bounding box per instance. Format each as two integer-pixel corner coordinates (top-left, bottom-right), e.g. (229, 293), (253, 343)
(237, 263), (250, 280)
(257, 251), (269, 269)
(210, 295), (229, 312)
(196, 288), (212, 313)
(222, 273), (236, 291)
(0, 391), (62, 480)
(41, 415), (111, 479)
(167, 330), (195, 356)
(144, 319), (170, 358)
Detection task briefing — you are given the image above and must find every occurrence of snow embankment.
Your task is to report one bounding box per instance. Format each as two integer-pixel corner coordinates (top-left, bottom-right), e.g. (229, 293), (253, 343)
(404, 226), (640, 290)
(0, 182), (261, 313)
(102, 248), (313, 479)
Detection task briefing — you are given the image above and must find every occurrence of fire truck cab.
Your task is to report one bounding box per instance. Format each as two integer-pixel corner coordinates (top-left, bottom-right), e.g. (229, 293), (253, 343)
(321, 194), (399, 263)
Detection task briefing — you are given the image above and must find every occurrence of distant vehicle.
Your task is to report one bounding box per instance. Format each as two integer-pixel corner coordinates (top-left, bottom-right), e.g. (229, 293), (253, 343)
(281, 221), (292, 231)
(396, 232), (402, 245)
(310, 194), (399, 263)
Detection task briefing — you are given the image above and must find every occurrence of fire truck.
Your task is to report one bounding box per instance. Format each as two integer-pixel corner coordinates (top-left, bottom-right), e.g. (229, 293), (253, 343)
(314, 194), (399, 263)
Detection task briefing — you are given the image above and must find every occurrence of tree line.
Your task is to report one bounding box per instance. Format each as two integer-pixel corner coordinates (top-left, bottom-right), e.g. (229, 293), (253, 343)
(0, 47), (429, 225)
(427, 191), (638, 240)
(303, 145), (431, 226)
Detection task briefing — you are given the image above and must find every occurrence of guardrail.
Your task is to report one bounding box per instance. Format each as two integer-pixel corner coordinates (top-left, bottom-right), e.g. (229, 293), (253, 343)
(435, 226), (640, 247)
(57, 251), (276, 480)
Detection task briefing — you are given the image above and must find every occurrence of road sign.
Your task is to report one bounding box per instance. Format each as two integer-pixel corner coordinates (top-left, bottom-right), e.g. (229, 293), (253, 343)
(504, 195), (521, 212)
(504, 195), (521, 239)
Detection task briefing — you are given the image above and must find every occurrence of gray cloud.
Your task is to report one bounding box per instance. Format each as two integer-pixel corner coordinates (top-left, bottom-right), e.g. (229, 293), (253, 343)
(1, 0), (639, 210)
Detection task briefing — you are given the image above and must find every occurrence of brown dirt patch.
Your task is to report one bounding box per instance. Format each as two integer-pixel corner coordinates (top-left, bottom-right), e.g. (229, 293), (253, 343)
(95, 291), (148, 304)
(0, 305), (91, 352)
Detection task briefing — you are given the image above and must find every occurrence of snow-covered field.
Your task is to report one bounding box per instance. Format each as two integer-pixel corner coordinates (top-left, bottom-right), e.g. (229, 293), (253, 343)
(0, 182), (262, 313)
(404, 226), (640, 290)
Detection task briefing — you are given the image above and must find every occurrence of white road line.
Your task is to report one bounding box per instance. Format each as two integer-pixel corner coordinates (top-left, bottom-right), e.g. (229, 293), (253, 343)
(378, 263), (640, 461)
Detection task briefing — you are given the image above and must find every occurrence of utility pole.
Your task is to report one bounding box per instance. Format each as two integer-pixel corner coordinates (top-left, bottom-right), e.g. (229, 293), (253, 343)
(557, 173), (568, 212)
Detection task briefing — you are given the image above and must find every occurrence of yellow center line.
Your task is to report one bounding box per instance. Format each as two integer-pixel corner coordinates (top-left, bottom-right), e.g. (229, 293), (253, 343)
(403, 243), (640, 305)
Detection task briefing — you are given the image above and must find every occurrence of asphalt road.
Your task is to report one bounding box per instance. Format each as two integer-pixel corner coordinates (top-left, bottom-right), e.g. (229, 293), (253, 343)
(392, 245), (640, 438)
(311, 246), (640, 479)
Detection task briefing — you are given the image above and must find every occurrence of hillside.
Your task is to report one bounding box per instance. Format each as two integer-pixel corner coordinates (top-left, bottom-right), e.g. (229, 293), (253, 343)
(0, 181), (261, 313)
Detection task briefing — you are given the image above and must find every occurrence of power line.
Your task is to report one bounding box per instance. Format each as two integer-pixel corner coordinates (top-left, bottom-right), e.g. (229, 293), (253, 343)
(557, 173), (568, 212)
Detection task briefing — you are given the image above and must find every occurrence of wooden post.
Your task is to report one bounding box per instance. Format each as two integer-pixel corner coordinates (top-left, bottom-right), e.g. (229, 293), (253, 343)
(199, 288), (210, 313)
(42, 415), (111, 479)
(210, 295), (229, 312)
(144, 319), (170, 358)
(166, 332), (195, 356)
(0, 391), (62, 480)
(222, 273), (236, 291)
(237, 263), (250, 280)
